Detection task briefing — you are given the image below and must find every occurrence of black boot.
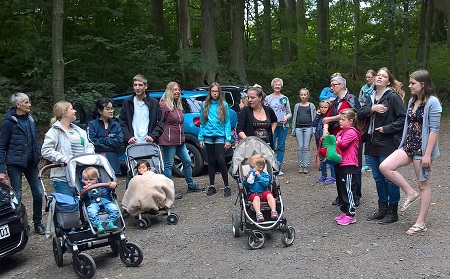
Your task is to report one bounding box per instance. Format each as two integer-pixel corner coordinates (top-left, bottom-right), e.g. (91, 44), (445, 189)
(378, 204), (398, 224)
(367, 202), (388, 221)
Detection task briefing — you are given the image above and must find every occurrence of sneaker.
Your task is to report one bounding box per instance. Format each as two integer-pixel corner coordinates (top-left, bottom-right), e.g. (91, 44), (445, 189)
(278, 171), (284, 176)
(362, 165), (372, 172)
(303, 167), (310, 174)
(34, 224), (46, 235)
(207, 186), (217, 196)
(337, 215), (356, 226)
(316, 176), (327, 183)
(331, 197), (342, 206)
(187, 184), (205, 192)
(271, 210), (279, 220)
(105, 220), (118, 232)
(224, 186), (231, 197)
(334, 213), (347, 221)
(175, 192), (183, 200)
(256, 212), (264, 222)
(298, 167), (304, 173)
(325, 177), (336, 185)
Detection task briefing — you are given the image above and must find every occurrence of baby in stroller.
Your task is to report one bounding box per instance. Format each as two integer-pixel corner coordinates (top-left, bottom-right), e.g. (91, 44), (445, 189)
(242, 154), (278, 222)
(81, 167), (119, 233)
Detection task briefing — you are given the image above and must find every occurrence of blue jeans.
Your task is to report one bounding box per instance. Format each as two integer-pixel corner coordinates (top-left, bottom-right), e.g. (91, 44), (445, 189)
(320, 162), (335, 178)
(52, 179), (73, 196)
(294, 127), (313, 167)
(86, 197), (119, 224)
(8, 164), (43, 225)
(364, 154), (371, 167)
(162, 144), (195, 187)
(368, 155), (400, 205)
(273, 126), (288, 167)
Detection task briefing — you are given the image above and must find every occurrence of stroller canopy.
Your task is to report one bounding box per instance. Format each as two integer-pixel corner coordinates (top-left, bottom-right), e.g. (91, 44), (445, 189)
(231, 136), (278, 177)
(125, 142), (163, 175)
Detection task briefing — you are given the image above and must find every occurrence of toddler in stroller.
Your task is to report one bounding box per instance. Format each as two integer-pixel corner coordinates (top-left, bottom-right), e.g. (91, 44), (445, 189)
(81, 167), (119, 233)
(231, 136), (295, 249)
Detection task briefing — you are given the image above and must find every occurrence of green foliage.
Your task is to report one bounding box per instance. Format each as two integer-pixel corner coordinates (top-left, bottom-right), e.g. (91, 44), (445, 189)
(65, 82), (116, 114)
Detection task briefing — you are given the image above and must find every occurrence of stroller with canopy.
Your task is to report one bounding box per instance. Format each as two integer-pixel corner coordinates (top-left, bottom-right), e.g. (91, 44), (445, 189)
(231, 136), (295, 249)
(40, 154), (143, 279)
(122, 142), (179, 229)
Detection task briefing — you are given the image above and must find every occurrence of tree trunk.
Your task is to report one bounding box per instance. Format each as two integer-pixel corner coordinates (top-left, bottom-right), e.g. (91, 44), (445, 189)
(262, 0), (273, 68)
(352, 0), (360, 80)
(230, 0), (247, 84)
(423, 0), (435, 69)
(279, 0), (290, 65)
(387, 0), (397, 74)
(149, 0), (165, 48)
(448, 10), (450, 48)
(297, 0), (307, 60)
(176, 0), (194, 87)
(52, 0), (64, 102)
(402, 0), (410, 91)
(286, 0), (298, 61)
(317, 0), (329, 69)
(201, 0), (219, 85)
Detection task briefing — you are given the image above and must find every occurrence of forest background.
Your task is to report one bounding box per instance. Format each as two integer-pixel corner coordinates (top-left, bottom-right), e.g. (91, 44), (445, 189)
(0, 0), (449, 125)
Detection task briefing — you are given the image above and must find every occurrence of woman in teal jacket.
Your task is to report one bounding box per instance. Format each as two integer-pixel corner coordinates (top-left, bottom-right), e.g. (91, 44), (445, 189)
(198, 82), (232, 197)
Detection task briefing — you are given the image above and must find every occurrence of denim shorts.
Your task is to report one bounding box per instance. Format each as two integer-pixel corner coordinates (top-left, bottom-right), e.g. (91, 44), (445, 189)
(203, 136), (225, 144)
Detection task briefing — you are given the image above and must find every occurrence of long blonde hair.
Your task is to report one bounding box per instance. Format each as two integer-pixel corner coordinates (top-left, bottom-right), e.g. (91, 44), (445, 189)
(160, 81), (183, 111)
(202, 82), (227, 123)
(50, 101), (71, 125)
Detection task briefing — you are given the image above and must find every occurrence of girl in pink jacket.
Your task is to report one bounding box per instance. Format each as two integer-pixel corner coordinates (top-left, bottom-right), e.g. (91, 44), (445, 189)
(333, 108), (361, 226)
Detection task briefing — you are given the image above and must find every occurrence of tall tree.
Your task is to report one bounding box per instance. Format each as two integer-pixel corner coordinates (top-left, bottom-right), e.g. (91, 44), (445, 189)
(286, 0), (298, 61)
(52, 0), (64, 102)
(402, 0), (410, 88)
(387, 0), (397, 74)
(150, 0), (165, 48)
(201, 0), (219, 84)
(352, 0), (360, 80)
(317, 0), (329, 69)
(230, 0), (247, 84)
(176, 0), (194, 87)
(279, 0), (290, 65)
(416, 0), (435, 69)
(262, 0), (273, 68)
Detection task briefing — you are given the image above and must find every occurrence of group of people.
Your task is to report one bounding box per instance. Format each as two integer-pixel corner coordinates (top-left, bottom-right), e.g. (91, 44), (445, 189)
(0, 69), (441, 236)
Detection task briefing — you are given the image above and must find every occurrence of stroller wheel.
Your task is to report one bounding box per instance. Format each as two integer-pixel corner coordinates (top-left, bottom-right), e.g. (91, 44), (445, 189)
(247, 230), (265, 250)
(120, 241), (144, 267)
(167, 213), (179, 225)
(73, 252), (96, 279)
(137, 218), (150, 230)
(232, 214), (241, 237)
(281, 226), (295, 247)
(52, 237), (64, 267)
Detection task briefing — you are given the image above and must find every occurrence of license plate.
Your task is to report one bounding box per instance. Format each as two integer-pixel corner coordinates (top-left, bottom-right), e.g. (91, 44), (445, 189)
(0, 224), (10, 239)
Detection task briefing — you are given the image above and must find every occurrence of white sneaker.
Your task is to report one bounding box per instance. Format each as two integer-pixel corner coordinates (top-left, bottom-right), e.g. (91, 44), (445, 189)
(278, 171), (284, 176)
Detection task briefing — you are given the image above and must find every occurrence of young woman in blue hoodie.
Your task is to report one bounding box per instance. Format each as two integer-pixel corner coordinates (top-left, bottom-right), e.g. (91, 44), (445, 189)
(198, 82), (232, 197)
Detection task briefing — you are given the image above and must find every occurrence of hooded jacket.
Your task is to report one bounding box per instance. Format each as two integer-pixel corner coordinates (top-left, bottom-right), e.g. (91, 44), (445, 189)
(198, 100), (232, 142)
(157, 100), (185, 146)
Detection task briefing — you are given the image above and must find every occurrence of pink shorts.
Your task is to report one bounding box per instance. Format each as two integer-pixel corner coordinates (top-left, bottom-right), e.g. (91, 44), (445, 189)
(249, 190), (272, 202)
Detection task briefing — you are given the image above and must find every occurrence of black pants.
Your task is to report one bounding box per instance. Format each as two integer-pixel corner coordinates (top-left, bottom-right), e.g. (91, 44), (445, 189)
(335, 165), (358, 216)
(205, 143), (229, 186)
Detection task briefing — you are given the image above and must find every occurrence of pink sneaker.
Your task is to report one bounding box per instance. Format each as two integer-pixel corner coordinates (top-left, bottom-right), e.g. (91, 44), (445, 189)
(334, 213), (347, 222)
(337, 215), (356, 226)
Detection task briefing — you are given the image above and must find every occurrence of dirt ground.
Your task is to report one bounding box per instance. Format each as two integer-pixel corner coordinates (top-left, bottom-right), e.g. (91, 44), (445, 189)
(1, 117), (450, 279)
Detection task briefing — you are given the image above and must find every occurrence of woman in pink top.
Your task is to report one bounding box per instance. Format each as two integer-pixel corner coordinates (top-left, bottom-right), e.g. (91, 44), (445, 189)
(333, 108), (361, 226)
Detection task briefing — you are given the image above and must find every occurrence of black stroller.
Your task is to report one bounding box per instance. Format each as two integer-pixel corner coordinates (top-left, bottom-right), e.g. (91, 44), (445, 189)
(231, 137), (295, 249)
(40, 154), (144, 279)
(124, 142), (179, 229)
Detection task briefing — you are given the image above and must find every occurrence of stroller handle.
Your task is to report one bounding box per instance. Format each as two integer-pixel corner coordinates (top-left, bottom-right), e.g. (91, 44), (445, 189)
(38, 163), (66, 178)
(79, 182), (115, 199)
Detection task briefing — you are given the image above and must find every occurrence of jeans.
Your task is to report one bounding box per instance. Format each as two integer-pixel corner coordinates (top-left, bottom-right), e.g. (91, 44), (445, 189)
(368, 155), (400, 205)
(364, 154), (371, 167)
(8, 164), (43, 225)
(294, 127), (313, 167)
(52, 179), (73, 196)
(162, 144), (195, 187)
(86, 197), (119, 224)
(320, 162), (335, 178)
(273, 126), (288, 167)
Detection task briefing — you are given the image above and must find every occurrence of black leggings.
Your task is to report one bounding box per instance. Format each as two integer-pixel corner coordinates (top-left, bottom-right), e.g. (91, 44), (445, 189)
(205, 143), (229, 186)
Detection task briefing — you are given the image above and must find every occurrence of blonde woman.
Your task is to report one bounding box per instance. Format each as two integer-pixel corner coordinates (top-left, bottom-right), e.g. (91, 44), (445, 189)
(41, 101), (94, 196)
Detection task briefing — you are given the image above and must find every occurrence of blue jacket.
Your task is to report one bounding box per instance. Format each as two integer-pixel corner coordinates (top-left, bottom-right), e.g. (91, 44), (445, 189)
(0, 108), (41, 173)
(88, 118), (123, 174)
(243, 172), (271, 194)
(198, 100), (232, 142)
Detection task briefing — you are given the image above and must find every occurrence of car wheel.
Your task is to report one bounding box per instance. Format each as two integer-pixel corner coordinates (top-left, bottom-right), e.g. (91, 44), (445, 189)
(172, 143), (204, 177)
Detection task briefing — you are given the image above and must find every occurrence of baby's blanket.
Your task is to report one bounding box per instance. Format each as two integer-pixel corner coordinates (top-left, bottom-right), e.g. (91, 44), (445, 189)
(121, 171), (175, 215)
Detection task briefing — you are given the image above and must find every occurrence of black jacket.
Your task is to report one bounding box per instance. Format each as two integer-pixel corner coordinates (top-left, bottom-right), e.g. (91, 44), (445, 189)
(118, 95), (164, 143)
(357, 88), (406, 157)
(236, 105), (277, 148)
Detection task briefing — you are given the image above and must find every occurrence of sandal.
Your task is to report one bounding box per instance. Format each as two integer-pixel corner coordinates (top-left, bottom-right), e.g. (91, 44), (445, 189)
(399, 192), (420, 212)
(406, 224), (427, 235)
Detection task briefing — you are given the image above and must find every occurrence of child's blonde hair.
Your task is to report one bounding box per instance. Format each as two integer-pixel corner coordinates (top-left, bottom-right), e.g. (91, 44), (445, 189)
(299, 88), (310, 96)
(339, 108), (360, 130)
(249, 154), (266, 168)
(82, 167), (99, 180)
(319, 100), (331, 108)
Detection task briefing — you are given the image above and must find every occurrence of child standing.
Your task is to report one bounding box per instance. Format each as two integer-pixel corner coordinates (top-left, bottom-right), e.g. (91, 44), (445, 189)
(333, 109), (360, 226)
(291, 88), (316, 174)
(242, 154), (278, 222)
(312, 100), (336, 184)
(81, 167), (119, 233)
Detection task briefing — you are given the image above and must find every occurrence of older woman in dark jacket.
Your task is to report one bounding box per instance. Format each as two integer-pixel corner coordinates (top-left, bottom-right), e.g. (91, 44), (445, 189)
(0, 93), (45, 235)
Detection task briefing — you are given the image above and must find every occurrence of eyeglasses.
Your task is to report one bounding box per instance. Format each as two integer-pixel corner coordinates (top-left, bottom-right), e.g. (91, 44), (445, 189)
(104, 107), (115, 112)
(331, 83), (341, 87)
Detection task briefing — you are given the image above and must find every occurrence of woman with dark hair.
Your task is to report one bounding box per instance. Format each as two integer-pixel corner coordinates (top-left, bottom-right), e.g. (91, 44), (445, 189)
(87, 98), (123, 175)
(380, 69), (441, 235)
(236, 86), (277, 148)
(198, 82), (232, 197)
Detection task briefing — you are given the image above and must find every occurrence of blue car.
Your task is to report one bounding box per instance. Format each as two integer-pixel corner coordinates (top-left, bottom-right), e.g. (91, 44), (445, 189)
(110, 90), (238, 177)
